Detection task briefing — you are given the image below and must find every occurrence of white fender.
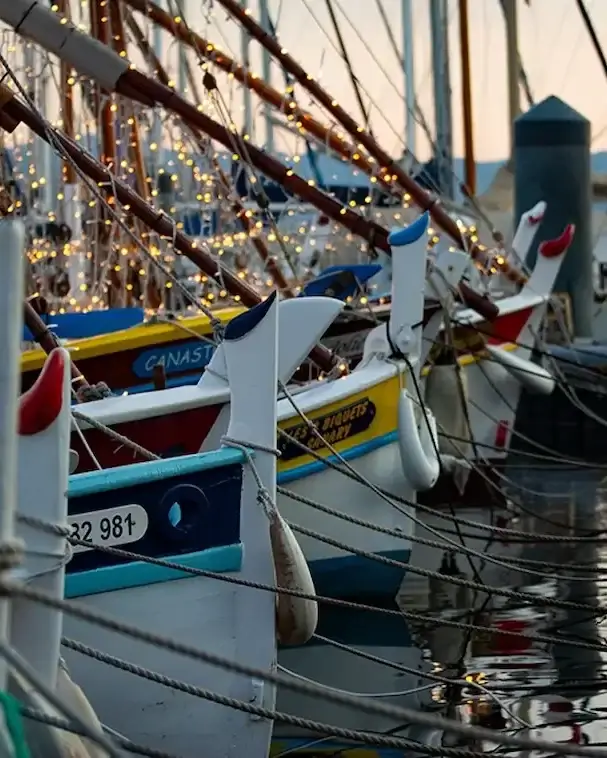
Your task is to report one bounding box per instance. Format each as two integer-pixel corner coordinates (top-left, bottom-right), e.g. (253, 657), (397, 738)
(55, 664), (108, 758)
(9, 668), (98, 758)
(485, 344), (555, 395)
(397, 390), (440, 491)
(425, 363), (470, 458)
(270, 513), (318, 646)
(200, 295), (344, 389)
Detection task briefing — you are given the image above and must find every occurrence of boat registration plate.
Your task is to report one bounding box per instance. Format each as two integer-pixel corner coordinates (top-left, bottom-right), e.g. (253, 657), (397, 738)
(68, 504), (149, 555)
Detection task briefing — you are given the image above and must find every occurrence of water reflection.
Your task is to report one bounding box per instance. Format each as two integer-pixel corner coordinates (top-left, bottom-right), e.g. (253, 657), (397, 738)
(402, 468), (607, 754)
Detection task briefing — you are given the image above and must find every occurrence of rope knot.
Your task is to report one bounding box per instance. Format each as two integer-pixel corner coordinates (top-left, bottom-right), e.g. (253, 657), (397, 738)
(0, 538), (24, 571)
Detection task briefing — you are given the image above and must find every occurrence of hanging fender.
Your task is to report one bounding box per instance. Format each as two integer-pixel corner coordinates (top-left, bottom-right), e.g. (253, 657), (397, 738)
(485, 345), (555, 395)
(397, 389), (440, 491)
(270, 512), (318, 646)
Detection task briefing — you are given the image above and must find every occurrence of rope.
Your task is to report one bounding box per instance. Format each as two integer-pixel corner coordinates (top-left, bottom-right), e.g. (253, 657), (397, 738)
(71, 410), (161, 462)
(2, 579), (602, 757)
(16, 514), (607, 652)
(278, 486), (599, 582)
(278, 427), (607, 542)
(59, 638), (457, 755)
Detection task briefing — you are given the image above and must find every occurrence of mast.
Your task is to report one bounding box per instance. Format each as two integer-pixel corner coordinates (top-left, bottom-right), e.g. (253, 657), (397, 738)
(401, 0), (416, 156)
(36, 49), (52, 210)
(458, 0), (476, 195)
(177, 0), (188, 95)
(240, 0), (253, 136)
(0, 88), (343, 369)
(502, 0), (520, 155)
(91, 0), (116, 171)
(128, 9), (294, 297)
(430, 0), (454, 199)
(575, 0), (607, 83)
(151, 0), (164, 174)
(125, 0), (524, 281)
(325, 0), (370, 129)
(258, 0), (274, 151)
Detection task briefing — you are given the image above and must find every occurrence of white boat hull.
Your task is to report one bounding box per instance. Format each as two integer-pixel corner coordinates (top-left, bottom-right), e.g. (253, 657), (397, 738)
(278, 440), (415, 599)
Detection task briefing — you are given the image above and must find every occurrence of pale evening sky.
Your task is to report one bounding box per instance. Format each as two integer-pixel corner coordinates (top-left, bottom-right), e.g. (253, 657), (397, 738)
(176, 0), (607, 163)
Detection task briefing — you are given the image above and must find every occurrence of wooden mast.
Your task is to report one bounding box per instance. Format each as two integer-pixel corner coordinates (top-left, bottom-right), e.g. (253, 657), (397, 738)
(120, 0), (401, 200)
(122, 0), (525, 285)
(56, 0), (76, 186)
(209, 0), (519, 276)
(0, 90), (338, 369)
(0, 81), (498, 319)
(458, 0), (476, 196)
(124, 9), (293, 298)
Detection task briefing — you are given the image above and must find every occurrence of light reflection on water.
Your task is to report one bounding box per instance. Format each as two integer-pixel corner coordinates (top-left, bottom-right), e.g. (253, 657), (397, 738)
(403, 468), (607, 755)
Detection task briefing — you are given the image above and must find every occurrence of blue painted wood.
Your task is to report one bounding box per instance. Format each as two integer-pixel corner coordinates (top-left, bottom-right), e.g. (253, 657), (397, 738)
(387, 211), (429, 247)
(65, 544), (243, 597)
(131, 339), (215, 379)
(300, 264), (382, 300)
(23, 308), (144, 341)
(69, 448), (246, 496)
(68, 451), (245, 575)
(225, 290), (277, 341)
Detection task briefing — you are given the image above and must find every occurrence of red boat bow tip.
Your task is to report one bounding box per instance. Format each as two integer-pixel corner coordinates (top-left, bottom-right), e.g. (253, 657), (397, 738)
(19, 349), (66, 436)
(538, 223), (575, 258)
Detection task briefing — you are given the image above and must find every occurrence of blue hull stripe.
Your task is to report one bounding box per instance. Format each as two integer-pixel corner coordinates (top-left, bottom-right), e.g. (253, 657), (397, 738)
(309, 548), (411, 602)
(66, 545), (409, 601)
(272, 740), (406, 757)
(277, 431), (398, 485)
(68, 447), (246, 497)
(66, 543), (243, 598)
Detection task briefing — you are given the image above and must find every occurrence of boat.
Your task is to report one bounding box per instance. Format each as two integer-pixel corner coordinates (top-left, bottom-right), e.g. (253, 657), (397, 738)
(17, 209), (553, 397)
(18, 290), (317, 756)
(67, 214), (454, 597)
(5, 218), (106, 758)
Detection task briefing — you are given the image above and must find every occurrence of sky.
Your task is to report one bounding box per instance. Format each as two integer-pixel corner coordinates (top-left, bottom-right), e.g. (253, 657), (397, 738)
(166, 0), (607, 163)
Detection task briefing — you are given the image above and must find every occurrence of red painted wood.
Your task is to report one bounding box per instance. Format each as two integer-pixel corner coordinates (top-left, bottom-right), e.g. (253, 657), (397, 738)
(19, 349), (65, 436)
(71, 403), (223, 471)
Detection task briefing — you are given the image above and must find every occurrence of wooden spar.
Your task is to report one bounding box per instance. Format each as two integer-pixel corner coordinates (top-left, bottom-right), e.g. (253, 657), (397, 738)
(23, 301), (89, 391)
(0, 87), (338, 370)
(109, 0), (148, 197)
(92, 1), (116, 169)
(121, 0), (401, 201)
(458, 0), (476, 196)
(0, 7), (498, 320)
(117, 68), (499, 319)
(210, 0), (525, 285)
(125, 9), (294, 297)
(56, 0), (76, 184)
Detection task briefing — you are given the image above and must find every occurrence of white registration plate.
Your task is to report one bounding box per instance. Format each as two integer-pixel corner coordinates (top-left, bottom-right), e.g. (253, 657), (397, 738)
(68, 504), (149, 555)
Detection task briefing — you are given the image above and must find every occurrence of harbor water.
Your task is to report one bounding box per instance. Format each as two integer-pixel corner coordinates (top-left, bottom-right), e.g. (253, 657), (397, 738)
(392, 465), (607, 755)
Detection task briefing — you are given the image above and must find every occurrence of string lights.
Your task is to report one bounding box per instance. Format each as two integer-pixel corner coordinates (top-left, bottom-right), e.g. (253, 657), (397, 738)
(0, 1), (495, 329)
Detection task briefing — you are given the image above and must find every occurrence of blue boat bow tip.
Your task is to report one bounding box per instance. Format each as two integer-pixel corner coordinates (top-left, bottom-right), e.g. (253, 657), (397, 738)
(224, 289), (277, 341)
(387, 211), (430, 247)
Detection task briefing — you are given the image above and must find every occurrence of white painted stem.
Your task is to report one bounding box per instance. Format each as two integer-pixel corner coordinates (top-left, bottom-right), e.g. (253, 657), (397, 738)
(0, 221), (25, 690)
